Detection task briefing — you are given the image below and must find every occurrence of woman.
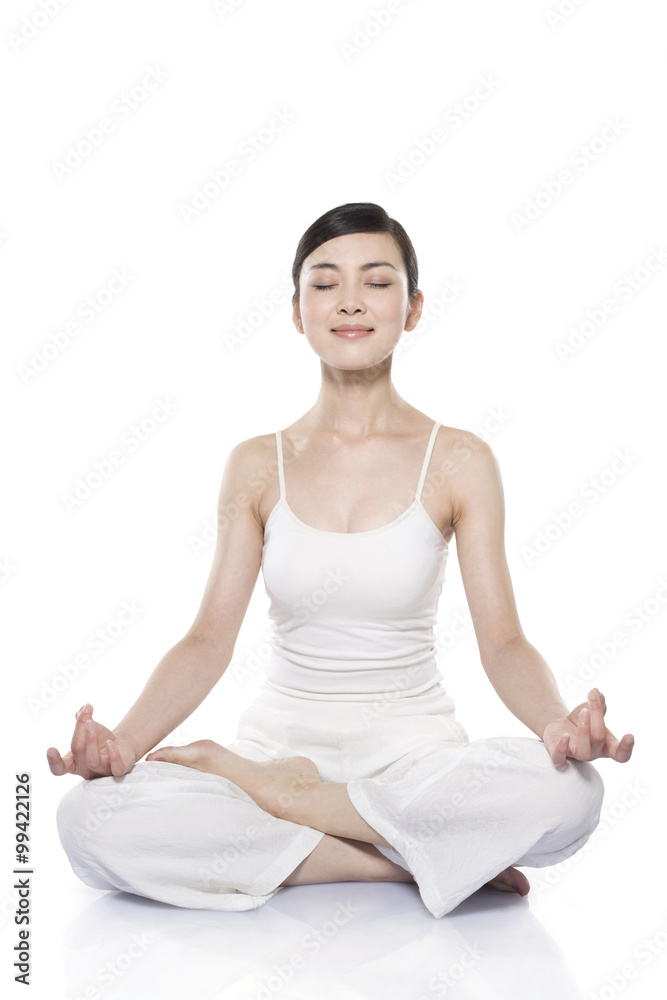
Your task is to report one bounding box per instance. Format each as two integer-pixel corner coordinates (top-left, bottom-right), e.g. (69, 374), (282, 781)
(49, 202), (634, 919)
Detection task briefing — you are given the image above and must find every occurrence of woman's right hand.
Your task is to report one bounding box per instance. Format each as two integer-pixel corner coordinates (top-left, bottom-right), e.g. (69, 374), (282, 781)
(46, 703), (139, 779)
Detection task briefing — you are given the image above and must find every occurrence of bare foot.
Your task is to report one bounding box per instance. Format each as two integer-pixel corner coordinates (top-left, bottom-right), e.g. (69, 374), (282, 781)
(146, 742), (531, 898)
(485, 866), (530, 895)
(145, 740), (321, 819)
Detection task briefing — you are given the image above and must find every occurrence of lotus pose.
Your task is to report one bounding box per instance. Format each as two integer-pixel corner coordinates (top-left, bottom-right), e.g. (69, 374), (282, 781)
(49, 202), (634, 917)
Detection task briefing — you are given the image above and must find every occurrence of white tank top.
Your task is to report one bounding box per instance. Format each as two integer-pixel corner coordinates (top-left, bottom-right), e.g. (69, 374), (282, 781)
(260, 421), (456, 710)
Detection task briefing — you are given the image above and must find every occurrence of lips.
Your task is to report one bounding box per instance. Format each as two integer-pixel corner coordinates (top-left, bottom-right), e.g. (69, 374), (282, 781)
(332, 324), (372, 331)
(332, 324), (374, 338)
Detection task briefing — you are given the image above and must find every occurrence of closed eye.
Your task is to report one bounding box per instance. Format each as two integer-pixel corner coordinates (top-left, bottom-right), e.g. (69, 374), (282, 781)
(313, 283), (391, 290)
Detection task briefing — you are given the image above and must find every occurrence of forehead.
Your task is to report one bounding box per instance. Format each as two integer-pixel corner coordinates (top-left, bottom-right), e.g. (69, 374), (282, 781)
(304, 231), (401, 268)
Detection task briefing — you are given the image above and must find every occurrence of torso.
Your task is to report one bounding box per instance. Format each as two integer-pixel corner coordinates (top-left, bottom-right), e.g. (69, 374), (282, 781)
(255, 414), (458, 544)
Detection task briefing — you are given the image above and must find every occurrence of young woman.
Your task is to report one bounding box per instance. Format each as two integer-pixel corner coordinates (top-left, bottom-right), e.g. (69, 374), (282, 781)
(49, 202), (634, 918)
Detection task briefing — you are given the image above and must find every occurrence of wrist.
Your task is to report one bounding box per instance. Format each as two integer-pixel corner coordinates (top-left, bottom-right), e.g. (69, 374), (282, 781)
(111, 728), (144, 762)
(536, 703), (571, 742)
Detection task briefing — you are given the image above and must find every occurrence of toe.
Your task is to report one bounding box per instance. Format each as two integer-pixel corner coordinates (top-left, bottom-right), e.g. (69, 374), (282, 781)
(146, 746), (173, 761)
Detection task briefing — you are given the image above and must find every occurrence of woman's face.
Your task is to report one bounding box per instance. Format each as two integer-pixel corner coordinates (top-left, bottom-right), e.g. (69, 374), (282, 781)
(293, 231), (423, 368)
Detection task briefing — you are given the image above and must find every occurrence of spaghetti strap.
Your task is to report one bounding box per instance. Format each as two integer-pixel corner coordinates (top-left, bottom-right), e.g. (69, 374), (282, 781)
(415, 422), (441, 503)
(275, 430), (285, 501)
(277, 422), (440, 509)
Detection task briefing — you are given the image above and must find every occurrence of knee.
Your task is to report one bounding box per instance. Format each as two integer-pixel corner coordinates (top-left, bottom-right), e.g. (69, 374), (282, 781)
(569, 758), (605, 830)
(546, 757), (605, 839)
(56, 777), (132, 879)
(497, 736), (606, 836)
(56, 780), (91, 857)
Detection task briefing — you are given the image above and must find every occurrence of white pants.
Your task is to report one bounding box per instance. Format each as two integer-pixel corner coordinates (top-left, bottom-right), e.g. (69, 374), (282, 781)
(56, 684), (605, 918)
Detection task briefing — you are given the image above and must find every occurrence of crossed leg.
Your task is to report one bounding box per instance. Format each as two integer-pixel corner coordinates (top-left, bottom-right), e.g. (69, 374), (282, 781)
(144, 740), (530, 896)
(280, 835), (415, 886)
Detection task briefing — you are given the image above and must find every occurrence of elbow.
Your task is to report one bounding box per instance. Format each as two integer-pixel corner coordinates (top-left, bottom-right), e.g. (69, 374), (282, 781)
(479, 630), (527, 670)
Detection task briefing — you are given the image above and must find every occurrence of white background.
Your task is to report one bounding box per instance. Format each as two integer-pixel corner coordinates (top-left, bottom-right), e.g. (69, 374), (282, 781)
(1, 1), (665, 998)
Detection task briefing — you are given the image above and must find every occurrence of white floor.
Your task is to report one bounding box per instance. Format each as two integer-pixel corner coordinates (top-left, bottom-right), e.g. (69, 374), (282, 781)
(35, 813), (658, 1000)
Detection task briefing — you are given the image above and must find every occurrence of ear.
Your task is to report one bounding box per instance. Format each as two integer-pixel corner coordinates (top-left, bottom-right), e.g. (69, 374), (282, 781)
(292, 300), (303, 333)
(404, 289), (424, 332)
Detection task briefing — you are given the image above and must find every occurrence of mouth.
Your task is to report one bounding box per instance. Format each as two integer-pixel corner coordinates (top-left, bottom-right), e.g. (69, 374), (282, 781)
(331, 324), (374, 338)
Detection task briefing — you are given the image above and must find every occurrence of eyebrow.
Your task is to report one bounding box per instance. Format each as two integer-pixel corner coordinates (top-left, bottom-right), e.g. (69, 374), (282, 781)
(307, 260), (399, 273)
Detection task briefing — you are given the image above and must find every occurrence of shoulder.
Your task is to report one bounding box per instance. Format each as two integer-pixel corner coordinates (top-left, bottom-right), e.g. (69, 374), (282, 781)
(217, 432), (278, 517)
(433, 423), (499, 473)
(224, 431), (276, 468)
(431, 424), (502, 519)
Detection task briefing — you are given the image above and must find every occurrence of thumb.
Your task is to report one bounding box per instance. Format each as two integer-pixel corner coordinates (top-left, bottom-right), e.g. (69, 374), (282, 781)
(548, 733), (570, 766)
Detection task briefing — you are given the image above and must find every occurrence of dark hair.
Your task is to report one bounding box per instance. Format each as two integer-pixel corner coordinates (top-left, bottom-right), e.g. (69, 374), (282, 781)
(291, 202), (419, 304)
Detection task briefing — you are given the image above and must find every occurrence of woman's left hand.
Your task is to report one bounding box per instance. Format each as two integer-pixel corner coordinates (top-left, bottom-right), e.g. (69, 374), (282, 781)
(541, 688), (635, 766)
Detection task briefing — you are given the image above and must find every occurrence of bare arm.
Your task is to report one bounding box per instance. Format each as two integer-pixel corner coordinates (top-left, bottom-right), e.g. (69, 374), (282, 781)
(449, 432), (570, 740)
(110, 634), (235, 761)
(113, 436), (270, 758)
(47, 436), (270, 776)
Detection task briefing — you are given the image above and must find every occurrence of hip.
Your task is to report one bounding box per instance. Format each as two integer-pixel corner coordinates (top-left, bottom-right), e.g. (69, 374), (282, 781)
(230, 678), (470, 782)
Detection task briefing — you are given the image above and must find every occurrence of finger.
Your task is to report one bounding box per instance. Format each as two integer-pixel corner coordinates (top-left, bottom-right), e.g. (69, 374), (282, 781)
(84, 719), (102, 770)
(79, 712), (98, 771)
(606, 732), (635, 763)
(49, 747), (76, 775)
(46, 747), (66, 775)
(588, 689), (607, 754)
(106, 739), (126, 776)
(70, 710), (90, 772)
(577, 705), (592, 759)
(551, 733), (570, 766)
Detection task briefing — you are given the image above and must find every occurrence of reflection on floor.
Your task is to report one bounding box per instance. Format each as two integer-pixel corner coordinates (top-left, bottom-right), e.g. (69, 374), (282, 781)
(59, 874), (588, 1000)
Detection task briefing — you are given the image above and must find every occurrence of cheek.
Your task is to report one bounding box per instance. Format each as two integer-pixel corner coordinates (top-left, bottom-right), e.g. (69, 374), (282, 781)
(299, 295), (326, 323)
(376, 291), (407, 322)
